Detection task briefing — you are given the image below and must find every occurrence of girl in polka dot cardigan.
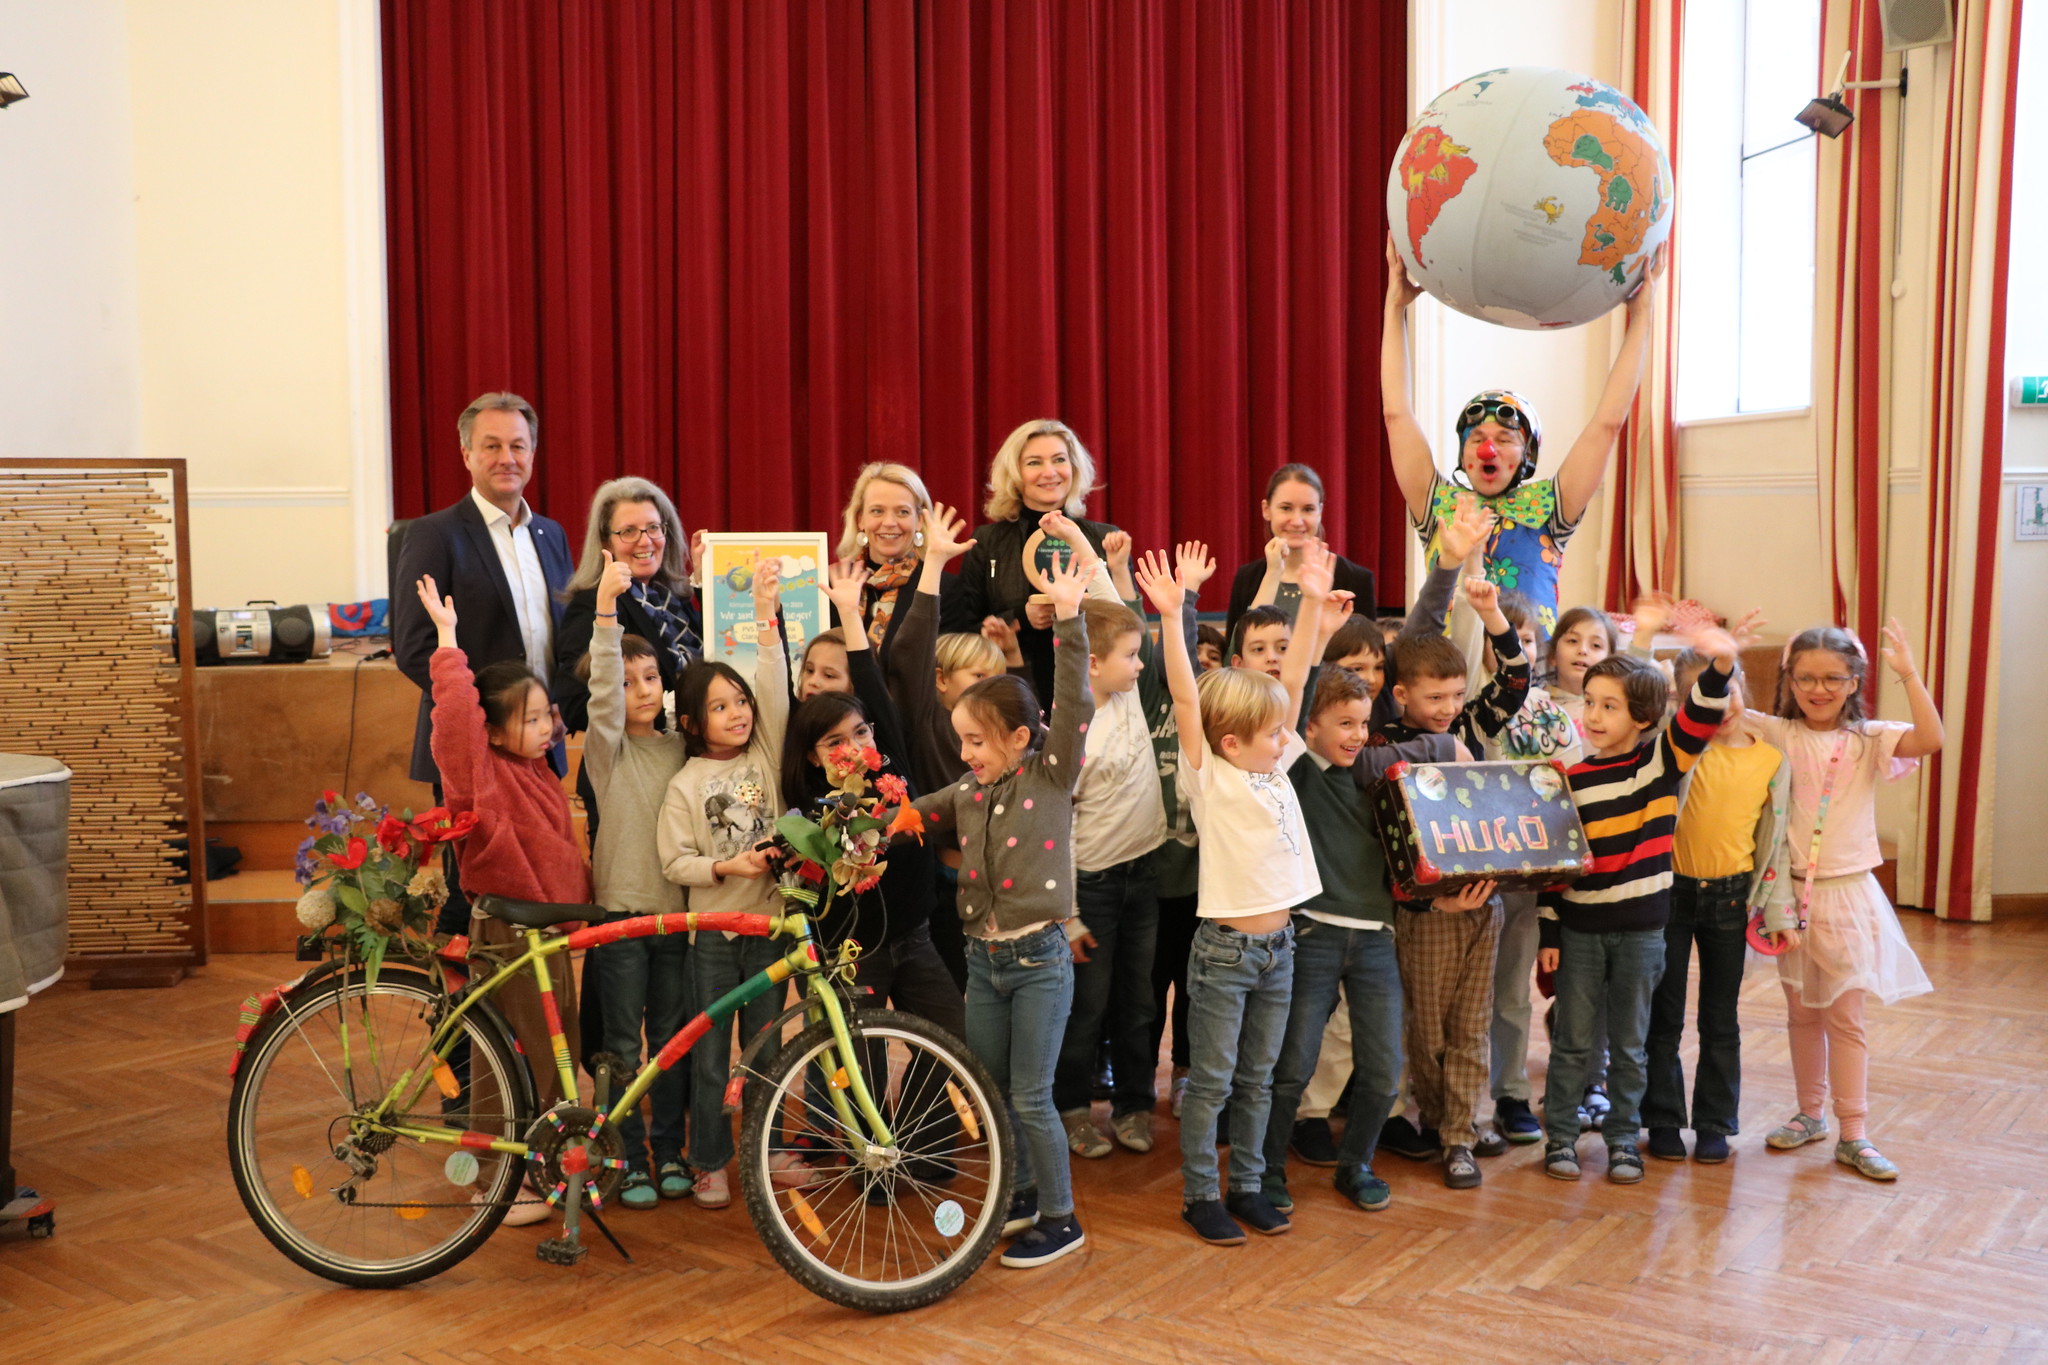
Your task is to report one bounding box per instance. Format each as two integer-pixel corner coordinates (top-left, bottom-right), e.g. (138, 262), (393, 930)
(911, 547), (1095, 1269)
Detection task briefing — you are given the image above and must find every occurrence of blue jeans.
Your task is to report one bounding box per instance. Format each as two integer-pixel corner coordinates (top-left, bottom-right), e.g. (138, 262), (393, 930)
(1054, 857), (1160, 1116)
(1542, 926), (1666, 1148)
(1643, 873), (1749, 1136)
(689, 931), (789, 1173)
(1179, 919), (1294, 1203)
(1262, 916), (1400, 1186)
(1490, 892), (1540, 1102)
(965, 925), (1076, 1219)
(594, 918), (694, 1171)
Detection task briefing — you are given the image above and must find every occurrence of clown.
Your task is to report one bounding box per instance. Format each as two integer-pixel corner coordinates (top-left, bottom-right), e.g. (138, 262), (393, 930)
(1380, 235), (1666, 644)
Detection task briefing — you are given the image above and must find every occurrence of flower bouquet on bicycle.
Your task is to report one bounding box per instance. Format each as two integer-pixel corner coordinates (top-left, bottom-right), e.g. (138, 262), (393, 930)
(227, 778), (1011, 1312)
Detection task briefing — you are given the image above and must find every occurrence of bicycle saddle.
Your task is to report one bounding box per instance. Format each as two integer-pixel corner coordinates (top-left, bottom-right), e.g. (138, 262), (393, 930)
(472, 893), (604, 929)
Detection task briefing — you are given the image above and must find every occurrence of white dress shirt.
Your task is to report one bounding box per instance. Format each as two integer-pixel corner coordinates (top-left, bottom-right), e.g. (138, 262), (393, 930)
(468, 486), (554, 678)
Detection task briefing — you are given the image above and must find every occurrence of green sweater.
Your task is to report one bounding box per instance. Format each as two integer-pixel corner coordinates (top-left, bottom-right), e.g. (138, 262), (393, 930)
(1290, 735), (1456, 923)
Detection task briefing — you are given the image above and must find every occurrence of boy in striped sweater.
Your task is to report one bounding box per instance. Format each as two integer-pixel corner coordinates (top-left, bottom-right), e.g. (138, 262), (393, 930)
(1537, 625), (1740, 1184)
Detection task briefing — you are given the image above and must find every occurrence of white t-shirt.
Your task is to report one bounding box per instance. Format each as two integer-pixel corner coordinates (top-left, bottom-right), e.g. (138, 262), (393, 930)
(1180, 730), (1322, 918)
(1073, 688), (1169, 871)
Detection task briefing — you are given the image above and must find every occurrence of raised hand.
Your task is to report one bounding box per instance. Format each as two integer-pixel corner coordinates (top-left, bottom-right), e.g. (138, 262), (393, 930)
(980, 615), (1025, 667)
(1263, 534), (1286, 576)
(1175, 540), (1218, 596)
(1298, 540), (1336, 602)
(1879, 616), (1918, 678)
(1038, 510), (1087, 550)
(1728, 607), (1768, 653)
(825, 558), (869, 618)
(1043, 549), (1089, 620)
(1437, 491), (1495, 568)
(689, 528), (708, 584)
(415, 575), (458, 644)
(922, 503), (975, 565)
(1626, 241), (1669, 314)
(1385, 233), (1424, 310)
(1630, 589), (1676, 641)
(596, 549), (633, 614)
(1462, 574), (1500, 616)
(752, 556), (783, 621)
(1133, 549), (1185, 616)
(1102, 529), (1133, 574)
(1684, 624), (1741, 670)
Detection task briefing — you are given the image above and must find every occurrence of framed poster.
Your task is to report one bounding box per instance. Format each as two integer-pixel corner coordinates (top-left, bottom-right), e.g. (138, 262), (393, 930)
(2016, 485), (2048, 542)
(700, 532), (831, 685)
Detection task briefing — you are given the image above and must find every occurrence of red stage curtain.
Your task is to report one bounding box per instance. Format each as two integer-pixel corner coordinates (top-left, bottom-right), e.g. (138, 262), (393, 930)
(382, 0), (1410, 601)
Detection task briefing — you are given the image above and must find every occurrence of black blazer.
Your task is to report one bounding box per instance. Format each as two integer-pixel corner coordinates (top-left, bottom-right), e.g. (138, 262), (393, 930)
(1223, 554), (1378, 653)
(552, 583), (702, 735)
(391, 494), (575, 783)
(942, 509), (1118, 704)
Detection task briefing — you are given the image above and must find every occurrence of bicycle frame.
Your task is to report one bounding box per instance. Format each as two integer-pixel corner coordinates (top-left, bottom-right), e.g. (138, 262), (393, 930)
(362, 907), (897, 1165)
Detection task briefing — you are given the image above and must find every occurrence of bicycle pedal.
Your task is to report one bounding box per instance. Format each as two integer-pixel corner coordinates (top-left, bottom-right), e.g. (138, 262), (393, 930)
(536, 1236), (587, 1267)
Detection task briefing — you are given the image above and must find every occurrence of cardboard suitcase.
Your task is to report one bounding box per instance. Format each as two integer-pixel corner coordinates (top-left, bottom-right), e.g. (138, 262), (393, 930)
(1370, 758), (1590, 900)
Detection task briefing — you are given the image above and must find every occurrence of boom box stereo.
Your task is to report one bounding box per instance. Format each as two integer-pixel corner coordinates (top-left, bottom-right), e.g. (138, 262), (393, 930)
(191, 603), (332, 665)
(1371, 758), (1590, 900)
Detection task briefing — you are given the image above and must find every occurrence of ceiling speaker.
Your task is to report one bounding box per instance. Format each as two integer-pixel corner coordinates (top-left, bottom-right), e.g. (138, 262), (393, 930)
(1880, 0), (1953, 51)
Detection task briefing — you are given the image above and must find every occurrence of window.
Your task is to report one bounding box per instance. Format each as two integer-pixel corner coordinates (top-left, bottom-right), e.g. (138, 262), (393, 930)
(1676, 0), (1821, 420)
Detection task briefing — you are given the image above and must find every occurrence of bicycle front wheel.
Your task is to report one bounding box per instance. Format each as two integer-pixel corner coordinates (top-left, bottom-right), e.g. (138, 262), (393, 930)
(227, 965), (535, 1287)
(738, 1007), (1010, 1313)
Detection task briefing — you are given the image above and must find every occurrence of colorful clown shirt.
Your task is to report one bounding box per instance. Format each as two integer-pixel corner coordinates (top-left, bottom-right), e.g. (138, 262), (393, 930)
(1412, 472), (1579, 636)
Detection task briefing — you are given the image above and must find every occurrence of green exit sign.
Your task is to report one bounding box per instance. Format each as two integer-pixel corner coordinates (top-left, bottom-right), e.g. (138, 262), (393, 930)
(2017, 376), (2048, 406)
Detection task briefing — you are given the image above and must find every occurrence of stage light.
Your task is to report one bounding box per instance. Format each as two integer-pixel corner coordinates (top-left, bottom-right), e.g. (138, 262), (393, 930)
(1796, 95), (1856, 139)
(0, 74), (28, 109)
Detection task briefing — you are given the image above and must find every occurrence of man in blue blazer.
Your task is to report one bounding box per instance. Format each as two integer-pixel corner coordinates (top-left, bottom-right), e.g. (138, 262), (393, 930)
(391, 391), (574, 788)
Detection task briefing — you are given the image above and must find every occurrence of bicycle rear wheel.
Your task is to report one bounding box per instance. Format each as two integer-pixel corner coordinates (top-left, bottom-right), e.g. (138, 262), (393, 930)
(738, 1008), (1010, 1312)
(227, 965), (536, 1287)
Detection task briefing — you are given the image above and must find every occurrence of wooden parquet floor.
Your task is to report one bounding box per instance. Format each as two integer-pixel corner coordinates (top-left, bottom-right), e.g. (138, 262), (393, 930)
(5, 910), (2046, 1364)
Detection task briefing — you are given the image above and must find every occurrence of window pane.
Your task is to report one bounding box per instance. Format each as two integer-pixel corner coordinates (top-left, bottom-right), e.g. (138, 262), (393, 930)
(1676, 0), (1744, 420)
(1743, 0), (1822, 155)
(1737, 140), (1817, 412)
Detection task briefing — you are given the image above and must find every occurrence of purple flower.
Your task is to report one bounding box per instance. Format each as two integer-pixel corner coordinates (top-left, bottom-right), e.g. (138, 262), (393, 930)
(317, 812), (351, 837)
(356, 792), (377, 812)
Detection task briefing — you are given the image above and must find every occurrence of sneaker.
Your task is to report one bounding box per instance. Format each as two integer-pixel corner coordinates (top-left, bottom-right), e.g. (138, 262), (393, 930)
(656, 1161), (694, 1199)
(1170, 1068), (1190, 1119)
(1646, 1127), (1688, 1161)
(692, 1168), (732, 1209)
(1265, 1177), (1294, 1213)
(1002, 1188), (1040, 1237)
(1290, 1117), (1341, 1167)
(768, 1151), (822, 1188)
(620, 1169), (659, 1210)
(1693, 1132), (1731, 1164)
(1379, 1115), (1441, 1162)
(1494, 1096), (1543, 1145)
(1092, 1057), (1116, 1102)
(1224, 1190), (1291, 1236)
(1181, 1198), (1247, 1246)
(1442, 1144), (1481, 1189)
(1001, 1213), (1086, 1267)
(1607, 1143), (1645, 1184)
(1335, 1164), (1392, 1212)
(1112, 1110), (1154, 1154)
(1472, 1128), (1509, 1159)
(1543, 1142), (1582, 1181)
(1063, 1110), (1113, 1160)
(1767, 1113), (1830, 1150)
(1834, 1138), (1899, 1181)
(1582, 1085), (1612, 1128)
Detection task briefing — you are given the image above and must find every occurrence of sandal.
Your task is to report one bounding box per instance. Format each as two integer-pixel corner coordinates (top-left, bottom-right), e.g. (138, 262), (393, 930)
(1834, 1138), (1899, 1181)
(620, 1169), (659, 1210)
(1765, 1112), (1830, 1150)
(657, 1161), (694, 1200)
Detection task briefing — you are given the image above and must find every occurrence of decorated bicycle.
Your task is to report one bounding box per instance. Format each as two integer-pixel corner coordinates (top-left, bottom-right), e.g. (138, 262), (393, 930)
(226, 774), (1009, 1312)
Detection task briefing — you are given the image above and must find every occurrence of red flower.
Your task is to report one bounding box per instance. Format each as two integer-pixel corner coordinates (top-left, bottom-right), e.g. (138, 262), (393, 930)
(853, 872), (884, 895)
(860, 747), (884, 772)
(330, 837), (369, 871)
(795, 859), (827, 885)
(875, 773), (908, 804)
(440, 811), (479, 842)
(375, 815), (413, 858)
(322, 789), (342, 808)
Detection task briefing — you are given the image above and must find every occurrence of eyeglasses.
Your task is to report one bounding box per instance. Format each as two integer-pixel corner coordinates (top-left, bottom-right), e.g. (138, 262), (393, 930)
(610, 523), (665, 543)
(1463, 399), (1529, 433)
(1790, 673), (1856, 693)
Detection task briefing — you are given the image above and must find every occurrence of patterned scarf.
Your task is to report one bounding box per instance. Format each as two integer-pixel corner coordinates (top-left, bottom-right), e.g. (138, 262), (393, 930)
(863, 554), (919, 650)
(631, 578), (702, 676)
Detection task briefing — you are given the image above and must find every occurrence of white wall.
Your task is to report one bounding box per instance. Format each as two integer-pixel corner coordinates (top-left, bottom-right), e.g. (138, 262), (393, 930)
(0, 0), (389, 609)
(1996, 2), (2048, 896)
(0, 0), (144, 466)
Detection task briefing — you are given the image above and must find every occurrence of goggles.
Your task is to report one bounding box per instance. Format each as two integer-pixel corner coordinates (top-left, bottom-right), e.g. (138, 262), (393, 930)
(1461, 398), (1531, 434)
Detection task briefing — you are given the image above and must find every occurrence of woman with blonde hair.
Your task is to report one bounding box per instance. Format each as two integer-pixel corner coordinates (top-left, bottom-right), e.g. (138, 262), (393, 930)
(944, 419), (1122, 702)
(827, 462), (944, 665)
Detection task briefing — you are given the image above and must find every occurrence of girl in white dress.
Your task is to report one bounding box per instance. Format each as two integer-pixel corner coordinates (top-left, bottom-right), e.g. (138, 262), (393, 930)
(1745, 620), (1943, 1181)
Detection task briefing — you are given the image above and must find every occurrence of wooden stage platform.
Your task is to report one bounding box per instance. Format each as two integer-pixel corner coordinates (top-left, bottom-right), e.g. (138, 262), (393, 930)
(3, 910), (2043, 1363)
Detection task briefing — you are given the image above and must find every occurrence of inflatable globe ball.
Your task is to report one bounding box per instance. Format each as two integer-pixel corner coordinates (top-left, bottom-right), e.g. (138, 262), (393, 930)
(1387, 67), (1673, 331)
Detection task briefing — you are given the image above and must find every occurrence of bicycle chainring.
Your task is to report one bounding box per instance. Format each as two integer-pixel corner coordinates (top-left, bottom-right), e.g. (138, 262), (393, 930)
(522, 1106), (627, 1209)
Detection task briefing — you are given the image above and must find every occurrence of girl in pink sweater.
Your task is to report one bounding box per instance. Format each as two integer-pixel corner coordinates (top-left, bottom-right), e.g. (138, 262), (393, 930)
(416, 575), (591, 1127)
